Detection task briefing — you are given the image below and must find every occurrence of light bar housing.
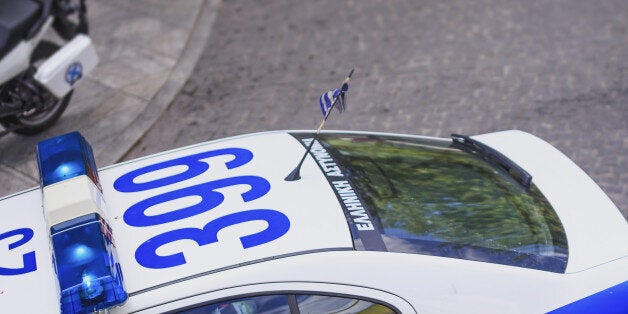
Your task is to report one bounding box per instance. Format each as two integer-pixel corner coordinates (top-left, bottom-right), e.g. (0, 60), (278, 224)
(36, 132), (127, 313)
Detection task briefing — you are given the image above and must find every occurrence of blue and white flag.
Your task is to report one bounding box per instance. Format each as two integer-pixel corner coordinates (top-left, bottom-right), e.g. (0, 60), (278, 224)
(319, 81), (349, 117)
(285, 69), (353, 181)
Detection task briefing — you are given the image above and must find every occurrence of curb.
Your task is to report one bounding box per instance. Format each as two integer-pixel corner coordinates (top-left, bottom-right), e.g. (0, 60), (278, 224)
(101, 0), (221, 165)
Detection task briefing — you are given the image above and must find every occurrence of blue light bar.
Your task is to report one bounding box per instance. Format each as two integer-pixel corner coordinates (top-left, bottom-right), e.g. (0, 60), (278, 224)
(37, 132), (100, 189)
(51, 213), (127, 313)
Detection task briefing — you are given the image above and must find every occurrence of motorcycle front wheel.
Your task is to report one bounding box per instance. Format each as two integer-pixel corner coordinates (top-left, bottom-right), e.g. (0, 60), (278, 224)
(0, 92), (72, 135)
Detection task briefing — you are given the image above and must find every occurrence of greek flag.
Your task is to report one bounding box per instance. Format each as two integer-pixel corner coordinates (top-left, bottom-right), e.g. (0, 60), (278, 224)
(319, 81), (349, 117)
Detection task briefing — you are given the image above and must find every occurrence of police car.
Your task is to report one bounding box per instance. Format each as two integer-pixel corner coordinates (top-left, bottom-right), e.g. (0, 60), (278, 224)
(1, 129), (627, 314)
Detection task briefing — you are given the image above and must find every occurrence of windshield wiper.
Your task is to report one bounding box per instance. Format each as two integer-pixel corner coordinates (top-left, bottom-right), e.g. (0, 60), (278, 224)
(451, 134), (532, 190)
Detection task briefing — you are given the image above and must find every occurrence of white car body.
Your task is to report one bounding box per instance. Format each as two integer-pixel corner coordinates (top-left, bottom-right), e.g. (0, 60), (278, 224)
(1, 130), (626, 313)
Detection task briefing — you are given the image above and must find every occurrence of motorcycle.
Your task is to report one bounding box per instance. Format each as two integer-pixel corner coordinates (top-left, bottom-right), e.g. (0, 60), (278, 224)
(0, 0), (97, 136)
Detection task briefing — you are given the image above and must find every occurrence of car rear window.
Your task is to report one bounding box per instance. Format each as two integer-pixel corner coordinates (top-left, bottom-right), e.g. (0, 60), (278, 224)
(316, 133), (568, 273)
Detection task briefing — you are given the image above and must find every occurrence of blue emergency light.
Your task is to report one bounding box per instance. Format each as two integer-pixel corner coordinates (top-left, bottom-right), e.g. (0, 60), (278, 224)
(37, 131), (100, 189)
(36, 132), (127, 313)
(51, 214), (127, 313)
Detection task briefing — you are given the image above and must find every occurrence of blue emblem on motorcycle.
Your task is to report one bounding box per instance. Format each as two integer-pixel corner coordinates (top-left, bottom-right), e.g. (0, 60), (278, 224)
(65, 62), (83, 85)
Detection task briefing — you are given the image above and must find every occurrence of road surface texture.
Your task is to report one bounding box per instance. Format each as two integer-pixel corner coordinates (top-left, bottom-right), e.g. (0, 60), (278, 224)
(125, 0), (627, 218)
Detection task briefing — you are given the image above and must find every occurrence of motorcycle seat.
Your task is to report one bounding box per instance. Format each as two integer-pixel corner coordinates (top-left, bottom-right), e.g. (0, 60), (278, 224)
(0, 0), (42, 59)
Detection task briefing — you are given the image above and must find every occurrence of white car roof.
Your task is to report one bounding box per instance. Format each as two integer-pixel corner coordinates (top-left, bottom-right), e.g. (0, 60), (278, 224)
(0, 189), (60, 313)
(99, 132), (354, 293)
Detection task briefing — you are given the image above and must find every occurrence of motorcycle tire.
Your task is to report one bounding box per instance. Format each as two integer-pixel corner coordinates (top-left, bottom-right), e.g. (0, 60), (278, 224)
(0, 41), (73, 135)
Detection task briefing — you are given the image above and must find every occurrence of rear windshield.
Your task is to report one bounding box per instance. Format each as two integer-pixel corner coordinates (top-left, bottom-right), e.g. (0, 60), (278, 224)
(312, 133), (568, 273)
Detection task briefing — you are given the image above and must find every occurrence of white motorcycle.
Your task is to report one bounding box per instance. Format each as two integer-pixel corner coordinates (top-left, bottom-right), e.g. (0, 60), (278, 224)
(0, 0), (97, 136)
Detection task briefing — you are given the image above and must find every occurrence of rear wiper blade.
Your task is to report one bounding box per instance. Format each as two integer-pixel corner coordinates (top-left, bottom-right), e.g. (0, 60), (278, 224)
(451, 134), (532, 190)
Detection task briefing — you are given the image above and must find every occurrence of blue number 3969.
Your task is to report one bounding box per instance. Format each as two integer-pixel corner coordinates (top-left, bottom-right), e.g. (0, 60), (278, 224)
(114, 148), (290, 269)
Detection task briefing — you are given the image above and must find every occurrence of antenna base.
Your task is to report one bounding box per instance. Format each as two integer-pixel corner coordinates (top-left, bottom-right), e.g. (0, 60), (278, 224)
(284, 167), (301, 181)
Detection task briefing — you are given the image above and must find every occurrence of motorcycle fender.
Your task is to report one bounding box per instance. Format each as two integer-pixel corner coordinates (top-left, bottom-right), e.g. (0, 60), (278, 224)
(34, 34), (99, 98)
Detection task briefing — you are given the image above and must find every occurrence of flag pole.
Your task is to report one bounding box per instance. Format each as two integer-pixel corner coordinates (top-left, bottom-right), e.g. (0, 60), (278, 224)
(285, 69), (354, 181)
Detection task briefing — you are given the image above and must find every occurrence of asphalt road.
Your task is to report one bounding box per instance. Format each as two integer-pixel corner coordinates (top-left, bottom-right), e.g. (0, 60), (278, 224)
(125, 0), (627, 218)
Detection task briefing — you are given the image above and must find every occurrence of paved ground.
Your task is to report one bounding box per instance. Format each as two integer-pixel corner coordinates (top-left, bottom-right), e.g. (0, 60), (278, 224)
(125, 0), (627, 219)
(0, 0), (216, 194)
(0, 0), (625, 220)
